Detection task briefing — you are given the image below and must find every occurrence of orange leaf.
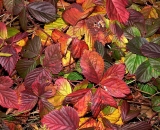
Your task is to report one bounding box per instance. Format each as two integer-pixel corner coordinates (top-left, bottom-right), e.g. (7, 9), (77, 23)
(51, 29), (72, 55)
(80, 50), (104, 83)
(62, 3), (93, 25)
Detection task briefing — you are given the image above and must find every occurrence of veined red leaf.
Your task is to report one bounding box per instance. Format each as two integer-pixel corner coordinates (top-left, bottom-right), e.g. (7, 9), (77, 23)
(65, 89), (92, 117)
(0, 76), (13, 88)
(91, 87), (117, 118)
(19, 89), (38, 111)
(110, 22), (123, 39)
(43, 44), (62, 74)
(71, 38), (89, 58)
(41, 106), (79, 130)
(24, 67), (51, 88)
(0, 85), (18, 109)
(102, 63), (125, 80)
(106, 0), (129, 23)
(80, 50), (104, 84)
(0, 45), (19, 75)
(100, 78), (130, 98)
(62, 3), (93, 25)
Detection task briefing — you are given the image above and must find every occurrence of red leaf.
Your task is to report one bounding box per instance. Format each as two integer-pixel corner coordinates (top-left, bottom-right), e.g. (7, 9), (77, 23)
(0, 76), (13, 88)
(91, 87), (117, 118)
(106, 0), (129, 23)
(103, 63), (125, 80)
(41, 106), (79, 130)
(0, 84), (19, 109)
(0, 45), (19, 75)
(62, 3), (93, 25)
(65, 89), (92, 117)
(100, 78), (130, 98)
(71, 38), (89, 58)
(19, 89), (38, 111)
(6, 32), (28, 44)
(43, 44), (62, 74)
(80, 50), (104, 84)
(110, 22), (123, 38)
(24, 67), (51, 88)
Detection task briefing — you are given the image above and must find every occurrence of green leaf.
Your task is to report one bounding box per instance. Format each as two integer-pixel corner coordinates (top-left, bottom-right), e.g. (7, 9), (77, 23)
(22, 36), (41, 58)
(7, 27), (19, 38)
(67, 72), (83, 81)
(16, 59), (38, 78)
(138, 83), (157, 97)
(135, 60), (160, 82)
(127, 37), (148, 55)
(151, 96), (160, 112)
(149, 58), (160, 72)
(145, 18), (160, 38)
(124, 26), (141, 39)
(102, 106), (116, 115)
(0, 52), (12, 57)
(125, 52), (147, 74)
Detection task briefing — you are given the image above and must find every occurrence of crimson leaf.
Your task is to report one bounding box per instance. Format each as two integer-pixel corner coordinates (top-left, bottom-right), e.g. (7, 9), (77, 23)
(24, 67), (51, 88)
(27, 1), (57, 23)
(41, 106), (79, 130)
(0, 45), (19, 75)
(91, 87), (117, 118)
(43, 44), (62, 74)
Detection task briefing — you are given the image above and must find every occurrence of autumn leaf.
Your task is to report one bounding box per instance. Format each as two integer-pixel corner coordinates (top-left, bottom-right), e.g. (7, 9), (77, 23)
(100, 78), (130, 98)
(91, 87), (117, 118)
(0, 22), (7, 39)
(41, 106), (79, 130)
(48, 78), (72, 108)
(80, 50), (104, 84)
(106, 0), (129, 23)
(0, 45), (19, 75)
(65, 88), (92, 117)
(43, 44), (62, 74)
(0, 76), (18, 109)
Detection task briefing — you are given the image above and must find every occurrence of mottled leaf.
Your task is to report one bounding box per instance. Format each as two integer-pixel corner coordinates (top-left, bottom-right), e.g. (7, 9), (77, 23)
(41, 106), (79, 130)
(3, 0), (13, 13)
(127, 37), (148, 55)
(125, 52), (147, 74)
(110, 22), (123, 38)
(16, 59), (37, 79)
(27, 1), (57, 23)
(135, 60), (160, 82)
(0, 22), (7, 39)
(80, 50), (104, 84)
(151, 96), (160, 112)
(0, 45), (19, 75)
(22, 36), (41, 58)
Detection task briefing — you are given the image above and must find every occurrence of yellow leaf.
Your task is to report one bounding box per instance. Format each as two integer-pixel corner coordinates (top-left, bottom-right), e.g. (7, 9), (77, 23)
(48, 78), (72, 108)
(62, 50), (74, 67)
(44, 18), (67, 35)
(103, 106), (123, 126)
(0, 52), (12, 57)
(35, 30), (51, 46)
(67, 20), (94, 50)
(16, 38), (27, 47)
(141, 6), (158, 19)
